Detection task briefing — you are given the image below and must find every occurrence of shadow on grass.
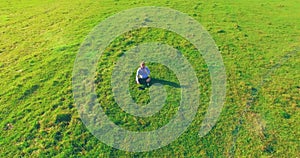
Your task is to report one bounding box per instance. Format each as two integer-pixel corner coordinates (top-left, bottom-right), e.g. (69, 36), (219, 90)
(151, 78), (180, 88)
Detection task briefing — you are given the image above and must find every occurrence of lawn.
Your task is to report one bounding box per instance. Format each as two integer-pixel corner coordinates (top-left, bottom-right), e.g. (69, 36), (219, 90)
(0, 0), (299, 157)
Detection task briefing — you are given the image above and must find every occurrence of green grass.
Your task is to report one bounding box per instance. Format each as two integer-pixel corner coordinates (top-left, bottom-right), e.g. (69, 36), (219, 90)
(0, 0), (299, 157)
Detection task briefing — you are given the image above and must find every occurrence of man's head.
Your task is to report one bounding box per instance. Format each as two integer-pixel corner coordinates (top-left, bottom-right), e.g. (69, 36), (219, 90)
(140, 61), (145, 68)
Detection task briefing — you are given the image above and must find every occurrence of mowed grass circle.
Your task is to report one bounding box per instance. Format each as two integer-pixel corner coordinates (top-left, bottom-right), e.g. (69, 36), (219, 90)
(73, 7), (225, 151)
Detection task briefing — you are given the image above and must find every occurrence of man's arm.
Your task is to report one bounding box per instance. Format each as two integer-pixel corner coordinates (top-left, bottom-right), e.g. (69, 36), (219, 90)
(136, 68), (140, 84)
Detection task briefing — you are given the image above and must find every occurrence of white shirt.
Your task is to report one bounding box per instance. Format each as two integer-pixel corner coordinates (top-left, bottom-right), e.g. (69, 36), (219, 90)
(136, 66), (150, 82)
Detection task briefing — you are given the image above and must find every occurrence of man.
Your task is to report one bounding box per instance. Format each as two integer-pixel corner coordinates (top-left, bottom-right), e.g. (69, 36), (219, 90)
(136, 61), (151, 87)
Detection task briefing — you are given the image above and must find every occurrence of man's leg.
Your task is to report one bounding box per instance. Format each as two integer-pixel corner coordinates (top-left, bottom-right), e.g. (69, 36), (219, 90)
(138, 78), (146, 90)
(146, 77), (151, 83)
(146, 77), (151, 87)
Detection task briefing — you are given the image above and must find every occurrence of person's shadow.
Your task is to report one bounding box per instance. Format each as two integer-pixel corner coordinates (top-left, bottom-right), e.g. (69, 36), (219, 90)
(138, 78), (181, 90)
(151, 78), (181, 88)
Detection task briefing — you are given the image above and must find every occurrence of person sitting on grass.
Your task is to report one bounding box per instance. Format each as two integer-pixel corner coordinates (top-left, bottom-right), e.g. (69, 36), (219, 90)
(136, 61), (151, 87)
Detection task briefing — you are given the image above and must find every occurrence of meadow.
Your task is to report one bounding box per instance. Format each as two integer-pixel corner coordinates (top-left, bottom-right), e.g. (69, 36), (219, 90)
(0, 0), (299, 157)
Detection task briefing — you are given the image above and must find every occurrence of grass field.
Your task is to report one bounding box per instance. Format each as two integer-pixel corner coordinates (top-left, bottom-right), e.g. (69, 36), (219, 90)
(0, 0), (299, 157)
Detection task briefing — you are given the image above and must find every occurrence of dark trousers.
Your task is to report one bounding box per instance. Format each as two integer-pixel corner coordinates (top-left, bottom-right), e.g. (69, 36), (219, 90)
(138, 77), (149, 85)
